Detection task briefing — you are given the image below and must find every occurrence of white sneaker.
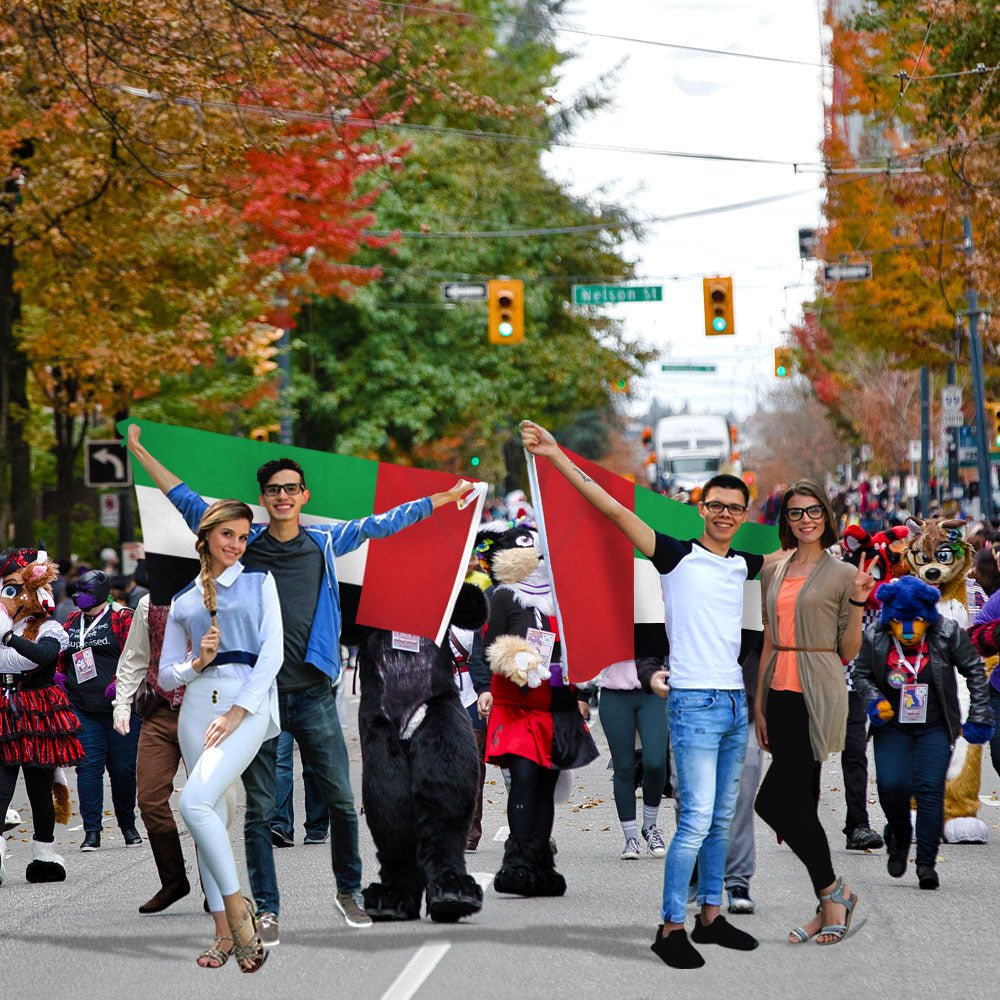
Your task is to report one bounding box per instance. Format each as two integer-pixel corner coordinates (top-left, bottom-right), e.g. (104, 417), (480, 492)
(620, 837), (641, 860)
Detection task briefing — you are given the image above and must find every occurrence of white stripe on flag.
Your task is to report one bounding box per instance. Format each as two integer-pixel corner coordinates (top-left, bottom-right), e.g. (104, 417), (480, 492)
(134, 484), (369, 586)
(433, 486), (487, 646)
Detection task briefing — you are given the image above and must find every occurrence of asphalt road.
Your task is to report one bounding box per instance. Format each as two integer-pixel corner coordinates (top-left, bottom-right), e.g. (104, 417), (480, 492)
(4, 682), (1000, 1000)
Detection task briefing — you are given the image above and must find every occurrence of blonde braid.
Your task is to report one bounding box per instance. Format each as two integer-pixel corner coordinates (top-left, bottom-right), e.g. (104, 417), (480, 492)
(196, 538), (218, 617)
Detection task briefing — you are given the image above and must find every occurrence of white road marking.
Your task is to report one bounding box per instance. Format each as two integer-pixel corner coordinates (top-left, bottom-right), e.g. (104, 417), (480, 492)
(470, 872), (494, 890)
(67, 824), (83, 832)
(379, 942), (451, 1000)
(979, 795), (1000, 807)
(492, 825), (509, 842)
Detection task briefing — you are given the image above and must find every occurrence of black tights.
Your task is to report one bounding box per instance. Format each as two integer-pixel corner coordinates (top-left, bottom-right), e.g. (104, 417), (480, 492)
(0, 764), (55, 842)
(506, 757), (560, 842)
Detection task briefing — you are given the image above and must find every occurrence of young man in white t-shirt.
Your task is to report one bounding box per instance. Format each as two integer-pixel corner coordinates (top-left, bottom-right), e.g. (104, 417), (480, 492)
(521, 420), (779, 970)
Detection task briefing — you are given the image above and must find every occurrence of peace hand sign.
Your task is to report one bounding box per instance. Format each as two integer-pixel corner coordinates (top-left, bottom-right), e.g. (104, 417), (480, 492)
(851, 555), (877, 604)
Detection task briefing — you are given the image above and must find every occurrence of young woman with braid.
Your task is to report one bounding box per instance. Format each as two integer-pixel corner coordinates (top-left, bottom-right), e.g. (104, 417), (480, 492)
(159, 500), (283, 973)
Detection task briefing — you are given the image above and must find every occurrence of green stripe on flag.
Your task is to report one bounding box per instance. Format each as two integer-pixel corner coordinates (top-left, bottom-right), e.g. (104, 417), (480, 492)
(633, 484), (779, 557)
(118, 420), (379, 520)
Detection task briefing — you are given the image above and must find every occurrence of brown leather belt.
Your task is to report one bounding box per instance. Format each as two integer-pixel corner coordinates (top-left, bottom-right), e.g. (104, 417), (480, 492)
(774, 645), (836, 653)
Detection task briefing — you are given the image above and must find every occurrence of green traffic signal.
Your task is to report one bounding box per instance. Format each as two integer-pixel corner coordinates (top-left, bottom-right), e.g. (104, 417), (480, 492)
(776, 365), (788, 377)
(498, 321), (514, 338)
(712, 317), (727, 333)
(470, 456), (481, 467)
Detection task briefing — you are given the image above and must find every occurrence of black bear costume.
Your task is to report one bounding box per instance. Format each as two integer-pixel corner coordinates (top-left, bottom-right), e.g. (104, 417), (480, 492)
(356, 583), (487, 922)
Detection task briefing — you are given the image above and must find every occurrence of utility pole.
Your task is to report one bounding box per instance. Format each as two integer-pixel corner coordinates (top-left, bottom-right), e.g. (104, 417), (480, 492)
(946, 356), (959, 503)
(964, 216), (993, 521)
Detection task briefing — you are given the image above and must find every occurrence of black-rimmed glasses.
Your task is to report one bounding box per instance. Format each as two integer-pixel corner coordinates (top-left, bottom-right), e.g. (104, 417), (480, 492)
(786, 504), (825, 521)
(703, 500), (748, 516)
(262, 482), (305, 497)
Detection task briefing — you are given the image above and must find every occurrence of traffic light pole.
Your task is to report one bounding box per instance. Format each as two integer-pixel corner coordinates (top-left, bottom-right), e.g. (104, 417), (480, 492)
(919, 366), (930, 516)
(947, 359), (960, 502)
(964, 216), (993, 521)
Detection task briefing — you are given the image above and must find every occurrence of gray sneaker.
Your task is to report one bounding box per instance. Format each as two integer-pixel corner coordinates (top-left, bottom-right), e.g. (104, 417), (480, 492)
(620, 837), (642, 861)
(257, 911), (280, 947)
(335, 890), (373, 928)
(642, 825), (667, 858)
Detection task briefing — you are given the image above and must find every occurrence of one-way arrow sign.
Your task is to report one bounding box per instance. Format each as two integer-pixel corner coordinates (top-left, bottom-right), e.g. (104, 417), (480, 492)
(85, 440), (132, 488)
(441, 282), (488, 302)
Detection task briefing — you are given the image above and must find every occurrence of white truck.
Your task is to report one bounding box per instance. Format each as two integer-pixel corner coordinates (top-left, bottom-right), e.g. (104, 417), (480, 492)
(654, 414), (735, 493)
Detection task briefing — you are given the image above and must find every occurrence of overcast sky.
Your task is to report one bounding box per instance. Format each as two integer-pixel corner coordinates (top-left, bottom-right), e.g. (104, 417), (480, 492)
(544, 0), (827, 420)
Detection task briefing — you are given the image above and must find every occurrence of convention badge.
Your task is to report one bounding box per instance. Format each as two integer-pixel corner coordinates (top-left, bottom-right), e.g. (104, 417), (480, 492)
(899, 683), (929, 724)
(525, 628), (556, 670)
(391, 632), (421, 653)
(72, 646), (98, 683)
(887, 668), (908, 690)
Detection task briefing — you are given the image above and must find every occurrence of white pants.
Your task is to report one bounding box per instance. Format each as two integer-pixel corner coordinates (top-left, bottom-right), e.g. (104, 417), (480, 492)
(178, 671), (268, 913)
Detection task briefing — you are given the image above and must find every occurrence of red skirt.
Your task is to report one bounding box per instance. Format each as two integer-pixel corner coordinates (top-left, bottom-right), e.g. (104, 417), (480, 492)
(0, 682), (85, 768)
(485, 675), (598, 771)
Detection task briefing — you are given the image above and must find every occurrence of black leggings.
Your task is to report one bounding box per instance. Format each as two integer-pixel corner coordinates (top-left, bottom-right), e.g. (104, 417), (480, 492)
(0, 764), (55, 842)
(754, 690), (836, 894)
(506, 756), (560, 842)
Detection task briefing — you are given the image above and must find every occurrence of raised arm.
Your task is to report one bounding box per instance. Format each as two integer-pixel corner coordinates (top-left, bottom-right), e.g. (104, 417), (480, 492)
(520, 420), (655, 558)
(127, 424), (182, 495)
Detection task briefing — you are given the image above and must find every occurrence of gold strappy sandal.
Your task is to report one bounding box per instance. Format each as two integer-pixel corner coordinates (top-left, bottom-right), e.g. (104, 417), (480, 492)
(196, 935), (232, 969)
(230, 898), (268, 973)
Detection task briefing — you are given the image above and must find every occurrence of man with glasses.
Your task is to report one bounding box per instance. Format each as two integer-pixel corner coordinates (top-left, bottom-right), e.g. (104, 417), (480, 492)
(127, 428), (471, 942)
(519, 420), (780, 970)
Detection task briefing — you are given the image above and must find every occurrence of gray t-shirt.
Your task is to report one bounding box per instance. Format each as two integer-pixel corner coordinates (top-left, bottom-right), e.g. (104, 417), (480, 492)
(245, 528), (326, 691)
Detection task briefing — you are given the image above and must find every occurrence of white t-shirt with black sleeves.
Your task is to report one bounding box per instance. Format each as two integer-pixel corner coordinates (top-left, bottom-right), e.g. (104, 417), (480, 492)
(651, 532), (764, 691)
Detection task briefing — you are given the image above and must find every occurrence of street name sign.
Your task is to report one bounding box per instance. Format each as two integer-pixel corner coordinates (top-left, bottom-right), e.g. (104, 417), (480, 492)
(573, 284), (663, 305)
(823, 262), (872, 282)
(661, 363), (718, 373)
(441, 282), (488, 302)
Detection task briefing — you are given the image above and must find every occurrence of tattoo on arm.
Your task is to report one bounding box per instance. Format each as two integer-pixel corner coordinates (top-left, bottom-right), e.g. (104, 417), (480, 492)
(570, 463), (593, 484)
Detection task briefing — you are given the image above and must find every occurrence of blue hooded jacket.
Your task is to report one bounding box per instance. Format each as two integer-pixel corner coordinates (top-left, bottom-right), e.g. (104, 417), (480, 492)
(167, 481), (432, 683)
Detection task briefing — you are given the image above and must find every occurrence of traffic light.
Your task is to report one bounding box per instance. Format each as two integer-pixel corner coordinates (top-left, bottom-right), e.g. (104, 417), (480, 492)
(703, 276), (734, 336)
(774, 347), (793, 378)
(610, 377), (629, 394)
(488, 278), (524, 344)
(986, 401), (1000, 448)
(249, 423), (280, 443)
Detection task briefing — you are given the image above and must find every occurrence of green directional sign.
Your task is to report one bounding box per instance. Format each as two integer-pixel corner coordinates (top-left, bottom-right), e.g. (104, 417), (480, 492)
(572, 284), (663, 305)
(661, 363), (717, 373)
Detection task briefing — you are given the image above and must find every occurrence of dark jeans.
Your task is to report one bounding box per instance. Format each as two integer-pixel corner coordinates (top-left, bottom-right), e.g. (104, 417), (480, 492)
(873, 723), (952, 866)
(75, 707), (141, 833)
(506, 756), (559, 842)
(755, 690), (835, 894)
(242, 683), (360, 915)
(841, 688), (872, 834)
(989, 688), (1000, 782)
(271, 728), (330, 841)
(599, 688), (668, 822)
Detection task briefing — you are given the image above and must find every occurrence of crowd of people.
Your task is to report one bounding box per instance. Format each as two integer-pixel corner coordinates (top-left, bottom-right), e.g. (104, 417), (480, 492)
(1, 419), (999, 974)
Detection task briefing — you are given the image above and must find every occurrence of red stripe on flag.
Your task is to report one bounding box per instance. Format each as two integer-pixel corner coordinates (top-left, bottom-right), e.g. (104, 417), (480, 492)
(536, 449), (635, 682)
(356, 464), (477, 640)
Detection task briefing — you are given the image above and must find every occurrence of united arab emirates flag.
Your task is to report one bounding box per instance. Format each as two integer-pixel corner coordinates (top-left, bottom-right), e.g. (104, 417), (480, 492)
(526, 448), (780, 683)
(120, 420), (485, 644)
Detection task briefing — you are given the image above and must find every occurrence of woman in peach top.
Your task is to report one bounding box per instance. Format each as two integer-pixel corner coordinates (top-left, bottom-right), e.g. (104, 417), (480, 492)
(753, 480), (875, 947)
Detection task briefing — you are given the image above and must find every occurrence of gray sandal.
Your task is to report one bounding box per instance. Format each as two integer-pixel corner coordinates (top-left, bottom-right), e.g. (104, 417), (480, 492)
(788, 904), (821, 944)
(816, 877), (858, 945)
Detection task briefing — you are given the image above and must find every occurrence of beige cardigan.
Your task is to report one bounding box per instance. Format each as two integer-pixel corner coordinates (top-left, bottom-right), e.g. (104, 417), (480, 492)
(759, 552), (856, 761)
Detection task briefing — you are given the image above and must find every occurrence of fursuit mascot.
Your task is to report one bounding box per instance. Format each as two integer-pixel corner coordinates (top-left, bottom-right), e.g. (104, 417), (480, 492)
(0, 546), (79, 885)
(853, 575), (993, 888)
(356, 583), (487, 923)
(475, 521), (598, 898)
(902, 517), (987, 842)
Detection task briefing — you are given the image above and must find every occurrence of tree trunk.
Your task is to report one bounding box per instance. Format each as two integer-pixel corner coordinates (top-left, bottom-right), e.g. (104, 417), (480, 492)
(0, 238), (34, 546)
(51, 374), (89, 561)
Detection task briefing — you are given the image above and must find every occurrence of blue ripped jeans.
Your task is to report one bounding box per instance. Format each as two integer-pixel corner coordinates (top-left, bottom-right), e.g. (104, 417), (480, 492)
(661, 688), (747, 924)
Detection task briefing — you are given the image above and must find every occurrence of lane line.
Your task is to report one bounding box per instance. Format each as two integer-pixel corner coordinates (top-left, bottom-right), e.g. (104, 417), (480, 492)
(379, 942), (451, 1000)
(470, 872), (494, 890)
(67, 824), (83, 831)
(492, 825), (509, 842)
